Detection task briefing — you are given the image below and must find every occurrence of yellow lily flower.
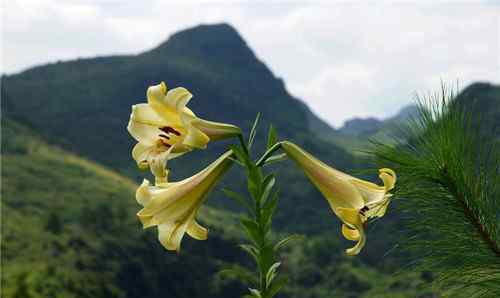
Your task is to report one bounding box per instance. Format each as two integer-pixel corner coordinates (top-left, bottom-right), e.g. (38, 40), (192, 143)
(280, 141), (396, 256)
(127, 82), (240, 182)
(135, 151), (233, 252)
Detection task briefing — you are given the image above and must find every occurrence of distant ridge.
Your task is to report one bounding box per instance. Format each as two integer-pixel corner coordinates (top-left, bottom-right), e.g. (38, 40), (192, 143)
(151, 23), (255, 60)
(1, 23), (357, 234)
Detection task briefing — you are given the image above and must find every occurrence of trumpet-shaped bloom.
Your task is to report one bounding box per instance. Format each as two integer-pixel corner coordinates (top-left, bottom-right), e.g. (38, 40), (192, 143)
(281, 141), (396, 256)
(136, 151), (233, 252)
(127, 82), (240, 182)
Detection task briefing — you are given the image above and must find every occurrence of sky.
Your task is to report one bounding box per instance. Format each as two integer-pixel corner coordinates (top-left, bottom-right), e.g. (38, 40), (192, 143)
(2, 0), (499, 127)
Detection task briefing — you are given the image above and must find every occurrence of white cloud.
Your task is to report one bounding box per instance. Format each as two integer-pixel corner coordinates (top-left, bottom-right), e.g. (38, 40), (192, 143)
(2, 0), (499, 127)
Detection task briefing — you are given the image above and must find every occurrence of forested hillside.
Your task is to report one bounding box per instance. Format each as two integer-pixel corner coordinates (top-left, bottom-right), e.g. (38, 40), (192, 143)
(1, 118), (432, 298)
(2, 22), (498, 298)
(1, 23), (361, 234)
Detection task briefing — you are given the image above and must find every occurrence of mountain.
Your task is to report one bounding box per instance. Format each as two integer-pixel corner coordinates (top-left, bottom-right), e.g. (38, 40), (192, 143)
(453, 82), (500, 137)
(339, 117), (383, 137)
(328, 105), (419, 154)
(3, 22), (497, 297)
(1, 23), (361, 234)
(337, 82), (500, 148)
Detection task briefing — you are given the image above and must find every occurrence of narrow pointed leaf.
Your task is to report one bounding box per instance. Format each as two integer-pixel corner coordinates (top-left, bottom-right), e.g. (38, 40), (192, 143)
(260, 174), (276, 207)
(258, 244), (275, 279)
(239, 244), (260, 263)
(262, 189), (280, 227)
(227, 156), (244, 166)
(247, 165), (263, 200)
(241, 217), (261, 246)
(262, 153), (287, 166)
(248, 113), (261, 149)
(267, 124), (278, 149)
(274, 234), (304, 251)
(230, 144), (248, 165)
(265, 262), (281, 287)
(248, 288), (262, 298)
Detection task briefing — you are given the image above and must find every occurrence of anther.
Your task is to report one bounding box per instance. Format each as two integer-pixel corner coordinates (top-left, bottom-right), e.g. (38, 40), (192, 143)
(160, 126), (181, 136)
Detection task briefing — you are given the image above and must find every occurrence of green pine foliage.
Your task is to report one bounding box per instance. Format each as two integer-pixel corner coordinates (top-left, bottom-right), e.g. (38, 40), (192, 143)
(373, 87), (500, 297)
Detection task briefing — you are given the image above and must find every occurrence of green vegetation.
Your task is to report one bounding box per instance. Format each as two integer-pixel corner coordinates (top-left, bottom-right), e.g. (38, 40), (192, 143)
(1, 24), (359, 235)
(373, 88), (500, 296)
(2, 118), (433, 297)
(2, 23), (499, 298)
(1, 118), (246, 298)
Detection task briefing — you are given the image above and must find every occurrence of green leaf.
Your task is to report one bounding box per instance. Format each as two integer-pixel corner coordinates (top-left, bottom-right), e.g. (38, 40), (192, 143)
(265, 262), (281, 287)
(267, 276), (289, 298)
(223, 188), (253, 213)
(260, 174), (275, 207)
(229, 144), (250, 166)
(248, 113), (261, 149)
(266, 125), (277, 149)
(274, 234), (304, 251)
(248, 288), (262, 298)
(230, 144), (248, 165)
(255, 142), (282, 167)
(239, 244), (260, 263)
(258, 244), (275, 280)
(262, 153), (287, 166)
(262, 188), (280, 230)
(247, 165), (263, 200)
(227, 156), (244, 166)
(240, 217), (261, 246)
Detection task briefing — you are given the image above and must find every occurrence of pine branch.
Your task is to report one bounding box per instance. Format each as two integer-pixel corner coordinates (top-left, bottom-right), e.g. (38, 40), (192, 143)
(372, 86), (500, 296)
(436, 166), (500, 257)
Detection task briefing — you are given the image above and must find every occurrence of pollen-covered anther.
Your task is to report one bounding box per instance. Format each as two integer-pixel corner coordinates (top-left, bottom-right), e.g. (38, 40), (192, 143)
(359, 206), (369, 216)
(160, 126), (181, 136)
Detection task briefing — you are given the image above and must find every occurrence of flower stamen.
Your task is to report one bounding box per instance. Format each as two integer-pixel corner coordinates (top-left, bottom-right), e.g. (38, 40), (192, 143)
(160, 126), (182, 136)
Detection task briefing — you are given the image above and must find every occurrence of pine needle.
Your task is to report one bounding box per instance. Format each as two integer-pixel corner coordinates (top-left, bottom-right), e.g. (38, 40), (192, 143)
(372, 85), (500, 296)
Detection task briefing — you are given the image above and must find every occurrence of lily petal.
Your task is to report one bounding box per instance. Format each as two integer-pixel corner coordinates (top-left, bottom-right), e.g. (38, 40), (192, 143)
(178, 107), (210, 149)
(191, 118), (242, 141)
(342, 224), (360, 241)
(130, 103), (168, 126)
(350, 179), (386, 205)
(182, 126), (210, 149)
(379, 168), (397, 192)
(336, 207), (366, 256)
(158, 220), (189, 252)
(170, 87), (193, 111)
(135, 151), (234, 252)
(187, 220), (208, 240)
(281, 141), (364, 210)
(147, 82), (183, 122)
(127, 120), (161, 146)
(132, 143), (153, 169)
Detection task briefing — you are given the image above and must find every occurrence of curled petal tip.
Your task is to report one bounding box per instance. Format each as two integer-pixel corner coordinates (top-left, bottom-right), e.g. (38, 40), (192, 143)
(342, 224), (360, 241)
(160, 81), (167, 94)
(379, 168), (396, 191)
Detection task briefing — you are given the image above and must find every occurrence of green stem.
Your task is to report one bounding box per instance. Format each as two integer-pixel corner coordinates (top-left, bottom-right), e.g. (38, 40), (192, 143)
(244, 155), (273, 297)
